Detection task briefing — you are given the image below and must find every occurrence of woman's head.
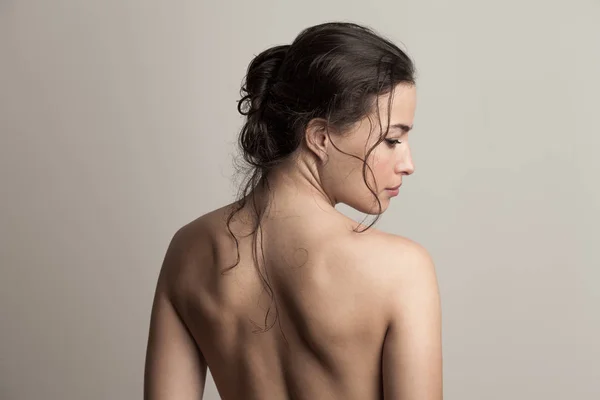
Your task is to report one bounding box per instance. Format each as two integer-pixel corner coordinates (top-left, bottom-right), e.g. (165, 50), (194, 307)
(312, 83), (416, 215)
(236, 21), (416, 218)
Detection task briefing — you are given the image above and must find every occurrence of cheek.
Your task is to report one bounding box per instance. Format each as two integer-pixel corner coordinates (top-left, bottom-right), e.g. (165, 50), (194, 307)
(367, 151), (393, 186)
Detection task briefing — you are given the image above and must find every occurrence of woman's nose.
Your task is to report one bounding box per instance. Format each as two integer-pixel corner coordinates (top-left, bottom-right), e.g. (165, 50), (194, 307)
(395, 149), (415, 175)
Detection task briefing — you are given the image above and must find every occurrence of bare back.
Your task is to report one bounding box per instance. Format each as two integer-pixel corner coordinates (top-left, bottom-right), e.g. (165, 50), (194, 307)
(145, 201), (442, 399)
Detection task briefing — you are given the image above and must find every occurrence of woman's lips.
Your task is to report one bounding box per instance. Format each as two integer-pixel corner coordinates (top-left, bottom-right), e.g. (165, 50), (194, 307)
(386, 184), (401, 196)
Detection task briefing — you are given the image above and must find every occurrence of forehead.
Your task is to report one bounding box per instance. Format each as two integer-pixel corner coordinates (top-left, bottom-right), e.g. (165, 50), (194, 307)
(349, 83), (416, 139)
(339, 83), (417, 146)
(374, 83), (417, 126)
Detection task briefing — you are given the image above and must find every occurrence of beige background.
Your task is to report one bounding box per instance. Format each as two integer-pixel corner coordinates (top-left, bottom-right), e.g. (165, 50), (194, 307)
(1, 1), (598, 399)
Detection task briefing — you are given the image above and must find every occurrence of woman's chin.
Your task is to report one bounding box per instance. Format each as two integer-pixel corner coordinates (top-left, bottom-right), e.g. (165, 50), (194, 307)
(349, 199), (390, 215)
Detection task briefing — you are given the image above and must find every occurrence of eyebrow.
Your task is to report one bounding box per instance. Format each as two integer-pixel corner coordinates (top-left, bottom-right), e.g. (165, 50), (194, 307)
(389, 123), (413, 132)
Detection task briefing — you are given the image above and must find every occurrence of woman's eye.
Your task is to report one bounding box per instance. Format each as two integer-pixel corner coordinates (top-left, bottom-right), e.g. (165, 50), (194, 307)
(385, 139), (402, 147)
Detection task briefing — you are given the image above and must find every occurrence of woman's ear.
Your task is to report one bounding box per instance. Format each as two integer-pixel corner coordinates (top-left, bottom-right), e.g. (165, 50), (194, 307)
(304, 118), (331, 163)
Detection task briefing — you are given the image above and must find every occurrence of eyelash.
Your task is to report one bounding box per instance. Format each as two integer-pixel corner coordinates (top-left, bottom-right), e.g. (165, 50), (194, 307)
(385, 139), (402, 147)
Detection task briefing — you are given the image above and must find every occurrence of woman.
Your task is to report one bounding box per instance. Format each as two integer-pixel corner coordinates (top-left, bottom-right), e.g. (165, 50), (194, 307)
(144, 22), (442, 400)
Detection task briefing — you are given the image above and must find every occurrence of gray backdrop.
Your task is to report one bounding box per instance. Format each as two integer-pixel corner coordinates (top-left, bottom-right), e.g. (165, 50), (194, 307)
(1, 1), (598, 399)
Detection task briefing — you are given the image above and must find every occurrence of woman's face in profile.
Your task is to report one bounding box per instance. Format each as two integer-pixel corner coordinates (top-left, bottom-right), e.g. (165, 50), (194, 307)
(324, 83), (417, 214)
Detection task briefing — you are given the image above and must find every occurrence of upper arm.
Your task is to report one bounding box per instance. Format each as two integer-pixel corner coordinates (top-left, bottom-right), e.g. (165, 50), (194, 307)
(144, 232), (208, 400)
(381, 242), (443, 400)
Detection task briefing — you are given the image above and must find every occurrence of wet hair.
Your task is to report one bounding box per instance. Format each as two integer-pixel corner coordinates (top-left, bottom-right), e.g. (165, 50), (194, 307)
(224, 22), (416, 334)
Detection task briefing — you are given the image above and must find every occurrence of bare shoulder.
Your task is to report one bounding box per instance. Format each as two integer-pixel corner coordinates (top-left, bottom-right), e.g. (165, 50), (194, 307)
(351, 229), (436, 280)
(385, 232), (438, 302)
(381, 232), (437, 283)
(324, 225), (438, 314)
(352, 230), (440, 315)
(156, 204), (234, 298)
(164, 202), (238, 258)
(373, 232), (443, 398)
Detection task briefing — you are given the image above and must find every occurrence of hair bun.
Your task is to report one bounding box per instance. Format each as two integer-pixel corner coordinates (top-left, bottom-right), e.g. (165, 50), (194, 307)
(239, 45), (289, 114)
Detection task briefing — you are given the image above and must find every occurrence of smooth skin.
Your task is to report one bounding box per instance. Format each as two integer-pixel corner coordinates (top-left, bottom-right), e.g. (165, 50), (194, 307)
(144, 83), (442, 399)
